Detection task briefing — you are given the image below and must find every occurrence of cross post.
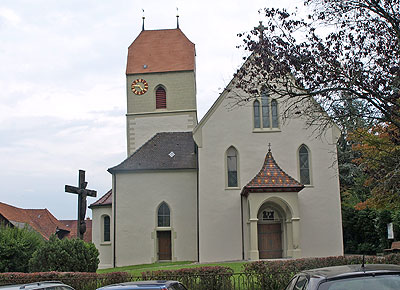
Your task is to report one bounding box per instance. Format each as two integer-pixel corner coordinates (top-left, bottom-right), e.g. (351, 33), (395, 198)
(65, 170), (97, 239)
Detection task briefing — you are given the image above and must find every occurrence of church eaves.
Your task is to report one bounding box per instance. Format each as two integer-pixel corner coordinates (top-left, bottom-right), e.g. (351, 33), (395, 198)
(126, 29), (195, 74)
(89, 189), (112, 208)
(108, 132), (197, 172)
(241, 149), (304, 196)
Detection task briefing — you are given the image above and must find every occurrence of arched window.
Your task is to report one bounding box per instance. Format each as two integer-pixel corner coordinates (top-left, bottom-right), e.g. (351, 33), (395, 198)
(158, 202), (170, 227)
(271, 99), (278, 128)
(253, 100), (261, 128)
(156, 86), (166, 109)
(103, 215), (110, 242)
(227, 147), (238, 187)
(261, 91), (270, 128)
(299, 145), (311, 185)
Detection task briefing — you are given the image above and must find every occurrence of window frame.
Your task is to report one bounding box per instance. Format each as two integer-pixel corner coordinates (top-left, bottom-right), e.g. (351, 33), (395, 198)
(101, 214), (111, 243)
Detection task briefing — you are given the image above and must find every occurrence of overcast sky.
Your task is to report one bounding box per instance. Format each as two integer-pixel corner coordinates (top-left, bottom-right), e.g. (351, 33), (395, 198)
(0, 0), (306, 219)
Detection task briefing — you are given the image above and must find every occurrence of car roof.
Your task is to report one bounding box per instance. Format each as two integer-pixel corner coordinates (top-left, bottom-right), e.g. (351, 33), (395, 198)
(0, 281), (72, 290)
(301, 264), (400, 280)
(97, 281), (180, 290)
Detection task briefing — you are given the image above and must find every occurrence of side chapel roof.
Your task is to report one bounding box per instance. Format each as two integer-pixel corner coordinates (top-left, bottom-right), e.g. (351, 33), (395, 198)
(108, 132), (197, 173)
(89, 189), (112, 208)
(126, 29), (195, 74)
(241, 149), (304, 196)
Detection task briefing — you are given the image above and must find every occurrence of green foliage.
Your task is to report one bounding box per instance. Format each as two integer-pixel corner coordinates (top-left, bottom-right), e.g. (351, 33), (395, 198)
(29, 235), (99, 272)
(0, 225), (44, 273)
(244, 254), (400, 290)
(342, 206), (400, 254)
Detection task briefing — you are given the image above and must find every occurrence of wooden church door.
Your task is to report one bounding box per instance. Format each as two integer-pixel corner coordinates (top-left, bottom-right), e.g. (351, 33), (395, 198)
(157, 231), (171, 260)
(258, 223), (282, 259)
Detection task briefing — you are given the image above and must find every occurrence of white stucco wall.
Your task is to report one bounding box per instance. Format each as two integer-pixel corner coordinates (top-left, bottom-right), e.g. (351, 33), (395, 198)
(194, 91), (343, 262)
(91, 206), (113, 269)
(114, 169), (197, 267)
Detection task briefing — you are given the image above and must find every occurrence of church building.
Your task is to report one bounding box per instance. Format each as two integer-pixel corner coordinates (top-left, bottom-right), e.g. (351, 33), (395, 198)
(90, 24), (343, 269)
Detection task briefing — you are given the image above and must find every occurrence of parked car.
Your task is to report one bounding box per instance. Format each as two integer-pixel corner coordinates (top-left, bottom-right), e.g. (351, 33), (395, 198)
(285, 264), (400, 290)
(96, 281), (188, 290)
(0, 281), (75, 290)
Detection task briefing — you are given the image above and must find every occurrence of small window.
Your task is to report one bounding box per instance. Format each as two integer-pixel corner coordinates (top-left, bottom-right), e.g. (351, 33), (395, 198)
(253, 100), (261, 129)
(262, 210), (275, 220)
(158, 202), (170, 227)
(103, 215), (110, 242)
(299, 145), (311, 185)
(227, 147), (238, 187)
(156, 86), (166, 109)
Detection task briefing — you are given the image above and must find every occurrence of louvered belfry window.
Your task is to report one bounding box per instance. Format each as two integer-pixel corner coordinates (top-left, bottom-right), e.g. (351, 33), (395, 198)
(156, 87), (166, 109)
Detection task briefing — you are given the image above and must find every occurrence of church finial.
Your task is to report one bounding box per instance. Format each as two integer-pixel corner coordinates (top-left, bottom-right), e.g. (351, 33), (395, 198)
(254, 21), (266, 41)
(142, 9), (145, 31)
(268, 142), (271, 152)
(176, 7), (180, 29)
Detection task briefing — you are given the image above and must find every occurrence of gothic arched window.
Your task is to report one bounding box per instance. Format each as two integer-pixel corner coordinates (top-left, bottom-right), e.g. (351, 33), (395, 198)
(156, 86), (166, 109)
(158, 202), (170, 227)
(227, 146), (238, 187)
(261, 91), (270, 128)
(253, 89), (279, 130)
(299, 145), (311, 185)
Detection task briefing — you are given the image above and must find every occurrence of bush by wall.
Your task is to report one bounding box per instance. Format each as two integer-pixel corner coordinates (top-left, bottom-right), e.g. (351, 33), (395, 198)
(0, 226), (44, 273)
(29, 235), (99, 272)
(141, 266), (233, 290)
(0, 272), (131, 290)
(244, 254), (400, 290)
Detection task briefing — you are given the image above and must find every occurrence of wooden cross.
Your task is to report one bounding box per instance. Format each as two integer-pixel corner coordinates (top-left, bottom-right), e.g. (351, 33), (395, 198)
(65, 170), (97, 239)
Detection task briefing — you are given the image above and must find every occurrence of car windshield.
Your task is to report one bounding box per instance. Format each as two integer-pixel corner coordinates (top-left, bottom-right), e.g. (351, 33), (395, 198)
(318, 274), (400, 290)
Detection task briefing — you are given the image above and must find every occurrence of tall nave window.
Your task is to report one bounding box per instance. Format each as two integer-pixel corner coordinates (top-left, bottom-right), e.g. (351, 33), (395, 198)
(253, 90), (279, 130)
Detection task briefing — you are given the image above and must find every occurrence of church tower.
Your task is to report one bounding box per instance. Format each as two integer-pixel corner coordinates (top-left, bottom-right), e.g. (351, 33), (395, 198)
(125, 27), (198, 155)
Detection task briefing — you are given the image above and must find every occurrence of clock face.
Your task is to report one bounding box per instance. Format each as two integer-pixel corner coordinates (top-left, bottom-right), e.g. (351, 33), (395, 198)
(131, 79), (149, 95)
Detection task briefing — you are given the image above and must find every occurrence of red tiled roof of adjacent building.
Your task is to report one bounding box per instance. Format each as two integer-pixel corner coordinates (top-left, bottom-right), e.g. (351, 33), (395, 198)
(126, 29), (195, 74)
(241, 150), (304, 196)
(89, 189), (112, 208)
(59, 219), (92, 243)
(0, 202), (70, 240)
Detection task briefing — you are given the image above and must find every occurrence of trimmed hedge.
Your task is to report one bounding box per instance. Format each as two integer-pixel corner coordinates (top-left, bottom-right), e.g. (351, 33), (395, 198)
(244, 254), (400, 290)
(0, 272), (131, 290)
(142, 266), (233, 290)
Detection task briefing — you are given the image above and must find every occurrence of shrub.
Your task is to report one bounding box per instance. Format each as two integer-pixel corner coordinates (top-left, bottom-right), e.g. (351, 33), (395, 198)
(0, 225), (44, 273)
(141, 266), (233, 290)
(243, 254), (400, 290)
(0, 271), (130, 290)
(29, 235), (99, 272)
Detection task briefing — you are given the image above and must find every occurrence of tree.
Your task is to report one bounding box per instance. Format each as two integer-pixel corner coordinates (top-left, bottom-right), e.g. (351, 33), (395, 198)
(29, 235), (99, 272)
(0, 225), (44, 272)
(233, 0), (400, 132)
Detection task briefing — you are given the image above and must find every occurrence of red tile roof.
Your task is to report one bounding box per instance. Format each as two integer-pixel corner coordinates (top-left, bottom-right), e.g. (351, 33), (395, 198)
(241, 150), (304, 196)
(89, 189), (112, 208)
(0, 202), (70, 240)
(126, 29), (195, 74)
(59, 219), (92, 243)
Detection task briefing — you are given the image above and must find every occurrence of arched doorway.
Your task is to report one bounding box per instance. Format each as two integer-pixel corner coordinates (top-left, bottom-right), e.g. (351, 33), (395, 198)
(257, 202), (286, 259)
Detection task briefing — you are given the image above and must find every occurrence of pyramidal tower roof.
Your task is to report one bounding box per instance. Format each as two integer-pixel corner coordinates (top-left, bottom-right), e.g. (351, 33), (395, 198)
(126, 28), (195, 74)
(241, 149), (304, 196)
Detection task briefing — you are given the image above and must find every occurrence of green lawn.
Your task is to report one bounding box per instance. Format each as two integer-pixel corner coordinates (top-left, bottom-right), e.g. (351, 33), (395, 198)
(97, 261), (248, 276)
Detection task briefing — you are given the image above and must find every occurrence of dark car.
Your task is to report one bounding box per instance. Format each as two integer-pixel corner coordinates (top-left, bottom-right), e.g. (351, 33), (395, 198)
(96, 281), (187, 290)
(0, 281), (75, 290)
(285, 264), (400, 290)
